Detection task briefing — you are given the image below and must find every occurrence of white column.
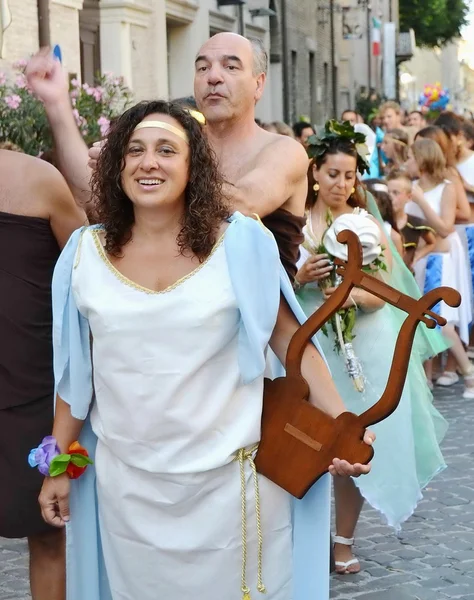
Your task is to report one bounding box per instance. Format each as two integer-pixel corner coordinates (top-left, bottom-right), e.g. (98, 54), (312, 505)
(99, 0), (152, 89)
(166, 0), (210, 100)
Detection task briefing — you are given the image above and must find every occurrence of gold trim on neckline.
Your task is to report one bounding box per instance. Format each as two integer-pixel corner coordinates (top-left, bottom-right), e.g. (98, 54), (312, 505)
(91, 229), (225, 295)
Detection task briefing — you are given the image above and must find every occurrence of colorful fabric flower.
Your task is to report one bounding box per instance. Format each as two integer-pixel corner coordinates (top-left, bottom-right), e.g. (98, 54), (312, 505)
(28, 436), (60, 476)
(65, 441), (91, 479)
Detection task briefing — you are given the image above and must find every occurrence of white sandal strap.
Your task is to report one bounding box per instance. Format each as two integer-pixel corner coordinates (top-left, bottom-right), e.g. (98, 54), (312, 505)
(335, 558), (360, 569)
(333, 535), (354, 546)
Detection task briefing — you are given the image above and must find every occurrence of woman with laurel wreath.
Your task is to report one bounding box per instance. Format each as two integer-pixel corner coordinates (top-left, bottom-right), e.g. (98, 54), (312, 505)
(294, 121), (447, 575)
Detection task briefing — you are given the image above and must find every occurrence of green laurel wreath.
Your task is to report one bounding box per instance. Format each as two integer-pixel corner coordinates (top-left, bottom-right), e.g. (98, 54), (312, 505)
(306, 120), (370, 175)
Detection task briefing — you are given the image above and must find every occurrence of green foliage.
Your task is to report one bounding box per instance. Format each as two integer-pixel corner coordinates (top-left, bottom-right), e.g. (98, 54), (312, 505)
(399, 0), (469, 47)
(307, 120), (370, 175)
(355, 88), (384, 124)
(0, 61), (133, 156)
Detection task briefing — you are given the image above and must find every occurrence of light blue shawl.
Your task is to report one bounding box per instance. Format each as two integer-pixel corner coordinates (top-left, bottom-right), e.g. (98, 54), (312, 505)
(52, 212), (331, 600)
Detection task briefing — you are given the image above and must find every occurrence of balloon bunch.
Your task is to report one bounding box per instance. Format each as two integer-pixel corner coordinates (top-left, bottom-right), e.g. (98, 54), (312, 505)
(419, 83), (450, 112)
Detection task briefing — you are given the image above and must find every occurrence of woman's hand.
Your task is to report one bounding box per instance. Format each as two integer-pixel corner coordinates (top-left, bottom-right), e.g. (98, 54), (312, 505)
(329, 429), (376, 477)
(322, 286), (356, 310)
(296, 254), (333, 285)
(411, 184), (425, 205)
(38, 473), (71, 528)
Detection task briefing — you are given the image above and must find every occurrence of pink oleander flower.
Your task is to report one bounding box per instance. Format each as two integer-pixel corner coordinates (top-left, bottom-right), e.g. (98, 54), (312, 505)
(0, 72), (6, 86)
(97, 116), (110, 137)
(15, 74), (27, 89)
(69, 88), (79, 99)
(92, 87), (103, 102)
(71, 97), (77, 107)
(70, 78), (80, 88)
(13, 58), (28, 71)
(5, 94), (22, 109)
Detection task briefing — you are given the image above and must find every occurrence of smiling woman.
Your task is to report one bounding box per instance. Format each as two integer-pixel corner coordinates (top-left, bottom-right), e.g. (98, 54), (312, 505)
(91, 100), (228, 261)
(39, 100), (376, 600)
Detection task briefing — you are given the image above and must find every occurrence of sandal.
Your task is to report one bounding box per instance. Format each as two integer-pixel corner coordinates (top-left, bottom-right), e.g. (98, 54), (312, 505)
(462, 364), (474, 399)
(435, 371), (459, 387)
(333, 535), (360, 575)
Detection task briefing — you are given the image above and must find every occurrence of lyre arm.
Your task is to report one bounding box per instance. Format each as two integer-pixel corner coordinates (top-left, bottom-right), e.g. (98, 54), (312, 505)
(285, 231), (363, 378)
(357, 286), (461, 429)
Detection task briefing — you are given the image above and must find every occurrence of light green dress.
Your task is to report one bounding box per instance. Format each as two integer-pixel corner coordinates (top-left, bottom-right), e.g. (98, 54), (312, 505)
(297, 210), (448, 530)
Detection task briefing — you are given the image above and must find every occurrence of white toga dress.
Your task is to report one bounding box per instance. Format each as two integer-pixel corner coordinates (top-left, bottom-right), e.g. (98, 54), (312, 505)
(71, 229), (293, 600)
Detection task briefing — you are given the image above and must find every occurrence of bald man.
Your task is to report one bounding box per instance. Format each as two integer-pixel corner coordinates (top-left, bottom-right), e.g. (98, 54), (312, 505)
(26, 35), (308, 279)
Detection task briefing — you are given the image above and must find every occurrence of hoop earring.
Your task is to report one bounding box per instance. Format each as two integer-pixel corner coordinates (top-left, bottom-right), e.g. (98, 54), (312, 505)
(313, 183), (320, 192)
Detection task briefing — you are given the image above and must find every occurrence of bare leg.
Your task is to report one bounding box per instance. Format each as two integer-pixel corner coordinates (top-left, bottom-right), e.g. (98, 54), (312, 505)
(333, 476), (364, 573)
(442, 325), (473, 381)
(28, 528), (65, 600)
(444, 351), (457, 374)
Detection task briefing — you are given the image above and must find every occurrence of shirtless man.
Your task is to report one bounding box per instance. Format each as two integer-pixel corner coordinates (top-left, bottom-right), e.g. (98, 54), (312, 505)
(26, 35), (309, 279)
(0, 150), (85, 600)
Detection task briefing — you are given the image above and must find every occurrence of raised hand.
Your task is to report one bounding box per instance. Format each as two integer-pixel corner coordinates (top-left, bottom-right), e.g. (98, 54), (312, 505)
(25, 47), (69, 106)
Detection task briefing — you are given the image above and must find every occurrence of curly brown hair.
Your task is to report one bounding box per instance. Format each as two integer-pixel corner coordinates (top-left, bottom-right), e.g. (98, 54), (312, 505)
(306, 137), (366, 210)
(91, 100), (229, 260)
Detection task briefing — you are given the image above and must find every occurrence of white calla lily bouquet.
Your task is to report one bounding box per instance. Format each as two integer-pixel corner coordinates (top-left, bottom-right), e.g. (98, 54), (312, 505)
(303, 208), (386, 392)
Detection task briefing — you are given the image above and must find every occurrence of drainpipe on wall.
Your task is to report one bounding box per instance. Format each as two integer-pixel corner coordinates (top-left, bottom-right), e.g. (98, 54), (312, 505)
(329, 0), (337, 118)
(37, 0), (50, 48)
(281, 0), (289, 123)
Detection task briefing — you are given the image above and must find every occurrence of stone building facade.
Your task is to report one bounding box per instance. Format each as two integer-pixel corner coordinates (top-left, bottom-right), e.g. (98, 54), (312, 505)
(0, 0), (401, 125)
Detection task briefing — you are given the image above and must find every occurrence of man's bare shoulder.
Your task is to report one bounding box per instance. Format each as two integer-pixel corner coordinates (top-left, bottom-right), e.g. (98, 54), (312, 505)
(256, 129), (309, 176)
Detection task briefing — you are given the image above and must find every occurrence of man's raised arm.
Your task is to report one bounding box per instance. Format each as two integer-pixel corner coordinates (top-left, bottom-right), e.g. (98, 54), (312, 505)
(26, 49), (93, 214)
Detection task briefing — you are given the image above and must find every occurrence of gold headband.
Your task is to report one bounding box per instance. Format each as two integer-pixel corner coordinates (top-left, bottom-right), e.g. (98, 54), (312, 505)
(133, 121), (189, 143)
(187, 109), (206, 125)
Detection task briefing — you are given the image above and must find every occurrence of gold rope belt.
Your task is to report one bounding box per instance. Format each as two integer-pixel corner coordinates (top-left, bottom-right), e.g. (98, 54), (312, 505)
(234, 444), (266, 600)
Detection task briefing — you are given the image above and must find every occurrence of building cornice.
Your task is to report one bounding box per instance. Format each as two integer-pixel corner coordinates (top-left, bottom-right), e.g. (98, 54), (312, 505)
(100, 1), (153, 27)
(52, 0), (84, 9)
(209, 10), (236, 32)
(245, 23), (267, 39)
(166, 0), (199, 24)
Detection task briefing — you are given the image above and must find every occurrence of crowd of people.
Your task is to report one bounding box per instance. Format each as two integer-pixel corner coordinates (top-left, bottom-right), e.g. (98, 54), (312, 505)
(0, 32), (471, 600)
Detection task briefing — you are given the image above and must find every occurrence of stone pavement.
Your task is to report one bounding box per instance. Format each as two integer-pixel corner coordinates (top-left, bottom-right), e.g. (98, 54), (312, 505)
(331, 381), (474, 600)
(1, 383), (473, 600)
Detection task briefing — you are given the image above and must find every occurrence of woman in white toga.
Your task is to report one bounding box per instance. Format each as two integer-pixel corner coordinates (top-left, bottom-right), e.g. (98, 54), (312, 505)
(38, 100), (373, 600)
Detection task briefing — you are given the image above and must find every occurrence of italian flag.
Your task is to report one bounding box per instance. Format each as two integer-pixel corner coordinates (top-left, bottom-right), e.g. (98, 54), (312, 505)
(372, 17), (382, 56)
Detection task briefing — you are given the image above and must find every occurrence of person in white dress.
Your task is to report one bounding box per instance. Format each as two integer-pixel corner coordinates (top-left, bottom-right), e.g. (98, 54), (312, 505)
(404, 138), (474, 397)
(37, 100), (374, 600)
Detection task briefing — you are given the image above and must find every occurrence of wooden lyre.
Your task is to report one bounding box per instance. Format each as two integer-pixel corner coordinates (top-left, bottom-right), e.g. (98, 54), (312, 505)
(254, 229), (460, 499)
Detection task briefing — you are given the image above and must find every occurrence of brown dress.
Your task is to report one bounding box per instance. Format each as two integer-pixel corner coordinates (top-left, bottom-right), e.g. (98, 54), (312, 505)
(400, 215), (434, 270)
(262, 208), (306, 283)
(0, 211), (60, 538)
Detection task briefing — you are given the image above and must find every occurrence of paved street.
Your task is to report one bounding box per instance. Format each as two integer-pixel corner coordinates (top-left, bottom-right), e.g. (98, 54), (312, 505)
(1, 383), (473, 600)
